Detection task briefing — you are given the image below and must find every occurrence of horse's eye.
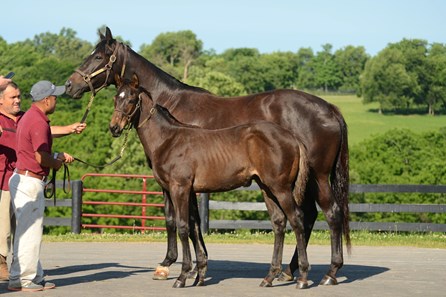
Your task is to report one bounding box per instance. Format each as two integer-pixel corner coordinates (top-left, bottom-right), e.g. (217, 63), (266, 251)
(95, 55), (102, 60)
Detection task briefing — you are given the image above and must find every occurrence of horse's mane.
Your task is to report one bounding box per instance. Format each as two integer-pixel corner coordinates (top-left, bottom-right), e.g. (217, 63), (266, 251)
(122, 41), (212, 95)
(153, 104), (201, 129)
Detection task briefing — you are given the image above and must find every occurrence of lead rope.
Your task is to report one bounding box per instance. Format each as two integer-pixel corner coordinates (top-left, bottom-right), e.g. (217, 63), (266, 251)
(73, 128), (130, 168)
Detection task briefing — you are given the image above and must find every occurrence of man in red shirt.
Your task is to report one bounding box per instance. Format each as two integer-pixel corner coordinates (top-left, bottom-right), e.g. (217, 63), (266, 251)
(7, 80), (84, 292)
(0, 80), (23, 281)
(0, 79), (86, 282)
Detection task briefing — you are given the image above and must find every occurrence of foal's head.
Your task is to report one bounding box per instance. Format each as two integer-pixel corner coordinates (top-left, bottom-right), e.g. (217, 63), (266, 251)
(110, 73), (145, 137)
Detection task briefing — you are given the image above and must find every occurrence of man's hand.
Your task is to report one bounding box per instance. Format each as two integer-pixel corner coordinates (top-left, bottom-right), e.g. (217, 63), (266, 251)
(56, 152), (75, 164)
(71, 122), (87, 134)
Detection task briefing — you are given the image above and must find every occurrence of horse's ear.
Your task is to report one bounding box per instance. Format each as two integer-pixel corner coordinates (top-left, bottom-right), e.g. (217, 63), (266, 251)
(131, 73), (139, 88)
(115, 74), (121, 86)
(105, 27), (113, 41)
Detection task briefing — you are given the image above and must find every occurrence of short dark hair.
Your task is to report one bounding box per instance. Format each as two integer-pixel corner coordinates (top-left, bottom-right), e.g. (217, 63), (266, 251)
(0, 81), (19, 96)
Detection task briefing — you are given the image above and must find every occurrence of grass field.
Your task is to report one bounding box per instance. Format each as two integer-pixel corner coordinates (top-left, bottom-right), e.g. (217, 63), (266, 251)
(44, 230), (446, 249)
(321, 95), (446, 146)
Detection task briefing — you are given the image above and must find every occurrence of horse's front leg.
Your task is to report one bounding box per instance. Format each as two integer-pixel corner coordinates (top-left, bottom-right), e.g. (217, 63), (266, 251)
(188, 192), (208, 286)
(171, 186), (193, 288)
(259, 190), (286, 287)
(153, 190), (177, 280)
(316, 178), (344, 286)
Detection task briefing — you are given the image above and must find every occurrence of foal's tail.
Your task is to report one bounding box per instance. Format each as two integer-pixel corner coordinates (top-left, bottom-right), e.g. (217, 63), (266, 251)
(293, 143), (310, 206)
(331, 105), (351, 254)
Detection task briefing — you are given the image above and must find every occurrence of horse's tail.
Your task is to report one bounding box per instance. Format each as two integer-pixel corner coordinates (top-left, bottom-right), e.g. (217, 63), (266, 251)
(293, 143), (310, 206)
(331, 105), (351, 254)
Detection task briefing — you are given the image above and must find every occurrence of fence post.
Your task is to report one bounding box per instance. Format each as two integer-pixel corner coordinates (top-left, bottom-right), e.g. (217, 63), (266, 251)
(71, 180), (83, 234)
(199, 193), (210, 234)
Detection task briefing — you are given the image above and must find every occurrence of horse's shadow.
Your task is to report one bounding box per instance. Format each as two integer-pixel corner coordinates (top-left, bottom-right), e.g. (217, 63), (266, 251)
(0, 260), (388, 290)
(204, 260), (389, 287)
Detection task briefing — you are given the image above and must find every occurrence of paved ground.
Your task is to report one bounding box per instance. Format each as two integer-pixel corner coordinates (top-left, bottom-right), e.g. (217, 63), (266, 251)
(0, 242), (445, 297)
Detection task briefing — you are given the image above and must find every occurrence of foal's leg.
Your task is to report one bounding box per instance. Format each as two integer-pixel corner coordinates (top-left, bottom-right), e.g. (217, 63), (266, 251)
(259, 191), (287, 287)
(274, 190), (310, 289)
(279, 179), (318, 281)
(188, 193), (208, 286)
(170, 186), (194, 288)
(153, 190), (178, 280)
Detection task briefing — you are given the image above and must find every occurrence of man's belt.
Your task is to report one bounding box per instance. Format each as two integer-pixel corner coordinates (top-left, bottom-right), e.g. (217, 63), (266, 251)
(16, 169), (47, 181)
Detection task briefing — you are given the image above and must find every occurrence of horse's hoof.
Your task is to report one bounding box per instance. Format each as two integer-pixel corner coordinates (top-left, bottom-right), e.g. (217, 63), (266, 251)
(172, 280), (185, 288)
(319, 275), (338, 286)
(296, 280), (309, 289)
(259, 279), (273, 287)
(194, 280), (205, 286)
(277, 272), (294, 282)
(152, 266), (169, 280)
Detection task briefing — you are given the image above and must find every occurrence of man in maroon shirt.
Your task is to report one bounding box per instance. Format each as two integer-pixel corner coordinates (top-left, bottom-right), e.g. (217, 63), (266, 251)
(0, 80), (23, 281)
(0, 82), (86, 290)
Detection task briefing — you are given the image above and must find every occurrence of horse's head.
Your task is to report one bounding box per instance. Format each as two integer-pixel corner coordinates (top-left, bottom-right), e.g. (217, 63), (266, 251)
(65, 27), (124, 99)
(110, 73), (146, 137)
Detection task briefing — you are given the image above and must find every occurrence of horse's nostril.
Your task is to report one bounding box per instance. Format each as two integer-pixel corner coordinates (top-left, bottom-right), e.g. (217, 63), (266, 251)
(65, 80), (71, 89)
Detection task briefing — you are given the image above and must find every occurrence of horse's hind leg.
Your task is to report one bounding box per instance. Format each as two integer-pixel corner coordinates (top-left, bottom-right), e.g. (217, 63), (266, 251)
(316, 177), (344, 285)
(259, 191), (286, 287)
(153, 191), (178, 280)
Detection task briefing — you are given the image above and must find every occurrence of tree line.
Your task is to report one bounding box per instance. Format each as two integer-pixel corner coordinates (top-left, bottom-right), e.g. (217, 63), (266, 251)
(2, 26), (446, 114)
(1, 27), (445, 233)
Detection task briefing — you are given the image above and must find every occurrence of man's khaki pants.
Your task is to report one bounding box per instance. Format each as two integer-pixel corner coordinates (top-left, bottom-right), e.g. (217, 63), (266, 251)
(8, 173), (45, 287)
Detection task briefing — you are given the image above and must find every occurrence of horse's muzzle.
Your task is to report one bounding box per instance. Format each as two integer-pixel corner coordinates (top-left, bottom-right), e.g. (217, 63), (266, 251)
(65, 76), (87, 99)
(109, 124), (123, 137)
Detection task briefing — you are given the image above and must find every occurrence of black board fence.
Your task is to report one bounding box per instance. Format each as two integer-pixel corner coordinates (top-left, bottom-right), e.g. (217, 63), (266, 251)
(46, 181), (446, 234)
(198, 184), (446, 233)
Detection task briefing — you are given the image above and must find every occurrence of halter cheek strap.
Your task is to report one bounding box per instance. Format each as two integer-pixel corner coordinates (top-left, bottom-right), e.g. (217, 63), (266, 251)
(138, 107), (156, 129)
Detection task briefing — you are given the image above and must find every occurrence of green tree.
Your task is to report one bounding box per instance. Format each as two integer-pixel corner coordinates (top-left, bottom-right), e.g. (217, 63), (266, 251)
(425, 43), (446, 115)
(334, 45), (369, 93)
(360, 47), (416, 113)
(295, 47), (316, 90)
(139, 30), (203, 81)
(188, 68), (246, 96)
(219, 48), (266, 93)
(388, 39), (428, 106)
(312, 44), (342, 92)
(260, 51), (299, 90)
(360, 39), (439, 114)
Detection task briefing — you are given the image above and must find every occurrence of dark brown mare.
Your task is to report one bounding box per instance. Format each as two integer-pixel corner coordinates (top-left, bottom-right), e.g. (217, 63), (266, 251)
(65, 27), (351, 285)
(110, 74), (311, 288)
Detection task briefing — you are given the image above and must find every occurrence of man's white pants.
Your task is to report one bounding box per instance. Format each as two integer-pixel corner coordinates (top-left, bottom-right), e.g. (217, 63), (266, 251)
(8, 172), (45, 286)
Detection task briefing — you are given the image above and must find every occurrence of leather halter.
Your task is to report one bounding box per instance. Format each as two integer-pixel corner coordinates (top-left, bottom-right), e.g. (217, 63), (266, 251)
(114, 92), (142, 129)
(114, 89), (154, 130)
(75, 41), (127, 96)
(74, 41), (128, 123)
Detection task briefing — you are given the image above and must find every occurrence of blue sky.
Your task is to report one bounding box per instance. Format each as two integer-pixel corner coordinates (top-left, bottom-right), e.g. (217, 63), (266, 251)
(2, 0), (445, 56)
